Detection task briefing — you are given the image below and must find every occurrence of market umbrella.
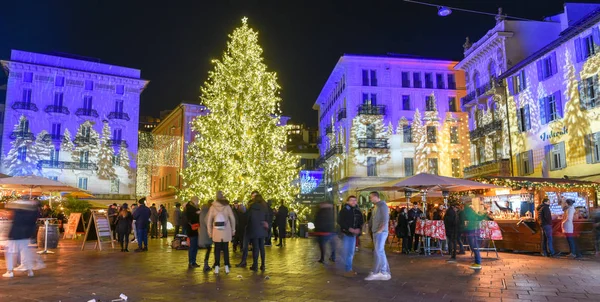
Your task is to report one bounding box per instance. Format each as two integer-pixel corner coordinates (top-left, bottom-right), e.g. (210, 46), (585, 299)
(62, 191), (95, 199)
(0, 175), (82, 195)
(391, 173), (502, 192)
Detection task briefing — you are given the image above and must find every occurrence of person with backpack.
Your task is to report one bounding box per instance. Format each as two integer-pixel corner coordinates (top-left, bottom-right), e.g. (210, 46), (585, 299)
(206, 191), (236, 275)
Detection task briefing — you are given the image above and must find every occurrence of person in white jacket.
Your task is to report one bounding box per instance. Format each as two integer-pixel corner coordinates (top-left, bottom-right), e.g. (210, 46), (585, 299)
(562, 199), (582, 259)
(206, 191), (236, 274)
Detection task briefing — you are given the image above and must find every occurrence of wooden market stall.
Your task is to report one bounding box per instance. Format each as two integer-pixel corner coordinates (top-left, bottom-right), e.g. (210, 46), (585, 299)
(475, 176), (599, 253)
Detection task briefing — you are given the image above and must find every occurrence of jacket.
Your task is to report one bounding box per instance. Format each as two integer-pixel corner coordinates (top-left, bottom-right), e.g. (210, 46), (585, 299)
(408, 208), (422, 225)
(463, 206), (485, 232)
(184, 202), (200, 237)
(115, 210), (133, 234)
(314, 205), (335, 234)
(395, 211), (410, 238)
(561, 205), (575, 234)
(275, 205), (289, 230)
(246, 201), (269, 239)
(338, 203), (363, 236)
(133, 204), (151, 230)
(158, 207), (168, 223)
(537, 203), (553, 226)
(206, 200), (236, 243)
(371, 200), (389, 233)
(173, 207), (182, 226)
(443, 206), (459, 237)
(8, 203), (39, 240)
(150, 206), (158, 223)
(433, 209), (443, 221)
(198, 204), (212, 247)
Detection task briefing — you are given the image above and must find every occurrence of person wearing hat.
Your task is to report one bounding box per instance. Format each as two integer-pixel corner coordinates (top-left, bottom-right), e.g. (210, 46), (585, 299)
(115, 203), (133, 252)
(444, 199), (460, 263)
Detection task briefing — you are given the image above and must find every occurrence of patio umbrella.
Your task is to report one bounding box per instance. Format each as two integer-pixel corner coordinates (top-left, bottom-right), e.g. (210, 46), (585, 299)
(62, 191), (95, 199)
(391, 173), (502, 192)
(0, 175), (82, 196)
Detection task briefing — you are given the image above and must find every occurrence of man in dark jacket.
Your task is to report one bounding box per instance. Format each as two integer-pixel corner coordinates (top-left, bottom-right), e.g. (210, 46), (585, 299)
(444, 200), (459, 262)
(3, 199), (40, 278)
(133, 198), (151, 252)
(537, 198), (556, 257)
(185, 197), (201, 268)
(275, 202), (289, 247)
(149, 204), (159, 239)
(315, 203), (336, 264)
(408, 202), (423, 252)
(173, 203), (182, 236)
(247, 194), (269, 271)
(108, 203), (118, 241)
(265, 200), (275, 247)
(236, 191), (259, 268)
(337, 195), (363, 276)
(158, 205), (169, 238)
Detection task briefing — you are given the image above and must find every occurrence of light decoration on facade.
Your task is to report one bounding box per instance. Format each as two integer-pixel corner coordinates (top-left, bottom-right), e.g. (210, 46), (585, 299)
(349, 113), (391, 165)
(97, 121), (116, 180)
(564, 51), (592, 163)
(412, 109), (427, 173)
(4, 116), (43, 176)
(135, 132), (182, 197)
(476, 177), (599, 198)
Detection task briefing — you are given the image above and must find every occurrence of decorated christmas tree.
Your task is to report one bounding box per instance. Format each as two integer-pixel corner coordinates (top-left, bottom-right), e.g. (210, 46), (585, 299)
(3, 116), (39, 176)
(180, 18), (299, 202)
(117, 141), (130, 167)
(412, 109), (427, 173)
(97, 121), (116, 180)
(61, 128), (75, 154)
(32, 130), (53, 161)
(563, 52), (590, 162)
(72, 121), (100, 163)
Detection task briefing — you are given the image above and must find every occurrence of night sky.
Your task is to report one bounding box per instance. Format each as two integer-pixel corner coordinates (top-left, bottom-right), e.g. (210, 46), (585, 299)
(0, 0), (595, 126)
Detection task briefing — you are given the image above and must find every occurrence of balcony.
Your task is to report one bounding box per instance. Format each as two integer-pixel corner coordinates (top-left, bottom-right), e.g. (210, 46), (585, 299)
(357, 138), (388, 149)
(461, 91), (477, 107)
(463, 159), (510, 179)
(9, 131), (34, 140)
(325, 144), (343, 160)
(75, 108), (99, 118)
(315, 156), (326, 168)
(337, 109), (346, 121)
(469, 120), (503, 140)
(38, 160), (98, 171)
(108, 139), (129, 148)
(74, 136), (98, 146)
(108, 111), (130, 121)
(475, 82), (493, 96)
(42, 134), (65, 143)
(45, 105), (70, 115)
(325, 125), (333, 135)
(12, 102), (38, 112)
(357, 104), (386, 115)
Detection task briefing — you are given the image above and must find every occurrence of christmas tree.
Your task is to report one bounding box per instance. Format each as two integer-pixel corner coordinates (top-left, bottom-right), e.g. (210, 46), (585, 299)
(180, 18), (299, 202)
(72, 121), (99, 163)
(412, 109), (427, 173)
(117, 141), (130, 167)
(3, 116), (39, 176)
(563, 52), (590, 162)
(32, 130), (53, 161)
(61, 128), (75, 154)
(97, 121), (116, 179)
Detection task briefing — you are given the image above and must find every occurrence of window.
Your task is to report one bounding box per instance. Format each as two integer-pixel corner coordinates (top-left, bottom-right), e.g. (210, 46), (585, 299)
(436, 73), (445, 89)
(401, 72), (410, 87)
(115, 100), (124, 113)
(547, 142), (567, 170)
(82, 125), (91, 138)
(116, 85), (124, 95)
(403, 125), (412, 143)
(78, 177), (88, 190)
(587, 132), (600, 164)
(575, 30), (599, 62)
(0, 112), (3, 124)
(509, 70), (527, 95)
(450, 126), (459, 144)
(22, 88), (32, 103)
(580, 75), (599, 110)
(517, 150), (534, 176)
(367, 157), (377, 176)
(19, 118), (29, 133)
(516, 105), (531, 132)
(48, 176), (58, 181)
(113, 129), (122, 141)
(427, 126), (437, 143)
(23, 72), (33, 83)
(537, 52), (557, 80)
(477, 142), (485, 165)
(402, 95), (410, 110)
(413, 72), (422, 88)
(404, 158), (414, 176)
(17, 146), (27, 161)
(83, 96), (93, 110)
(50, 149), (59, 165)
(425, 96), (436, 111)
(362, 70), (377, 86)
(447, 74), (456, 89)
(448, 97), (457, 112)
(425, 73), (433, 88)
(428, 158), (439, 175)
(51, 123), (61, 137)
(79, 151), (89, 164)
(488, 60), (497, 78)
(54, 92), (63, 107)
(55, 76), (64, 87)
(451, 158), (461, 178)
(111, 178), (120, 193)
(539, 91), (562, 124)
(366, 124), (376, 139)
(472, 71), (480, 90)
(85, 80), (93, 91)
(362, 93), (377, 105)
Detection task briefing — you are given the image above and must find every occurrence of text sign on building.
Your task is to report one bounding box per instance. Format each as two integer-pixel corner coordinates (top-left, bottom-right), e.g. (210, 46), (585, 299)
(298, 170), (326, 203)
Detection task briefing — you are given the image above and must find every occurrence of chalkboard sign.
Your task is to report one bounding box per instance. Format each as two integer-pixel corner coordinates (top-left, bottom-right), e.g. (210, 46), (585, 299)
(63, 213), (84, 239)
(81, 211), (114, 251)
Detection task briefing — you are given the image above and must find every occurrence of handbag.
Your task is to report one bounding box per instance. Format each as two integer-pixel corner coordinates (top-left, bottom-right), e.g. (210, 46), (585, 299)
(190, 223), (200, 231)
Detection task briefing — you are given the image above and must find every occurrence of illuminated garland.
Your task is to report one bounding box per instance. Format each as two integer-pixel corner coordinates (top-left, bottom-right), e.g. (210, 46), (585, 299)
(475, 177), (600, 192)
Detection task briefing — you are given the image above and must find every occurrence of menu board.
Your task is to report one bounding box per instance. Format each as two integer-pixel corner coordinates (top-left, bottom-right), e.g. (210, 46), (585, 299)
(81, 211), (114, 251)
(63, 213), (83, 239)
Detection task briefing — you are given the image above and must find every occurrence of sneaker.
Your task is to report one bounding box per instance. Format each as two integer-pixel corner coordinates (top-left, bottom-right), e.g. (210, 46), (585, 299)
(13, 265), (27, 272)
(214, 266), (219, 275)
(225, 265), (230, 274)
(355, 247), (359, 252)
(27, 270), (34, 277)
(2, 271), (13, 278)
(364, 272), (384, 281)
(446, 258), (457, 263)
(381, 273), (391, 281)
(469, 263), (482, 270)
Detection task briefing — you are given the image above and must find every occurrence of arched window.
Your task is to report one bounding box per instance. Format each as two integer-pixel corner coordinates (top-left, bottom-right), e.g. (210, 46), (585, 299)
(366, 124), (376, 139)
(475, 109), (483, 128)
(472, 70), (480, 90)
(488, 60), (497, 79)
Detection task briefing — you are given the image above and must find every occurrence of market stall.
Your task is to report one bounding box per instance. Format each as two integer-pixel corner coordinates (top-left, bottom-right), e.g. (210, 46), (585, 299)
(476, 176), (599, 253)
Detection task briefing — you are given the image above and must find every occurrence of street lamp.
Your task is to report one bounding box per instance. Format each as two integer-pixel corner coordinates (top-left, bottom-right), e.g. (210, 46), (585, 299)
(404, 190), (413, 208)
(437, 6), (452, 17)
(420, 190), (427, 218)
(403, 0), (539, 22)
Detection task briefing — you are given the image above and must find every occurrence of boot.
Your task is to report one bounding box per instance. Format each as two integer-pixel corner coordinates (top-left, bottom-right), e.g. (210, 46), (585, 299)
(120, 242), (124, 252)
(203, 259), (211, 272)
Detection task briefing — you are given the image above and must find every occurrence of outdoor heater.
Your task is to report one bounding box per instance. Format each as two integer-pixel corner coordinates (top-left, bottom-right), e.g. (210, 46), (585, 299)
(405, 190), (413, 208)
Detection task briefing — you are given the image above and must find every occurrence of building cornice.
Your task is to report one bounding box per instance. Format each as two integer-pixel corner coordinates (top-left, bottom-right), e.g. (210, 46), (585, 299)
(455, 32), (512, 71)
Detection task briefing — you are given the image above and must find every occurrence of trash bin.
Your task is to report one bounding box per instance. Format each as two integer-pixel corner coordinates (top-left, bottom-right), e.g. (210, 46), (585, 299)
(299, 223), (308, 238)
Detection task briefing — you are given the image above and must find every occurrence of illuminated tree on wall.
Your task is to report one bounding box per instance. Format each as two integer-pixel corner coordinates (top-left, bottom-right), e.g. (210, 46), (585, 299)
(564, 52), (590, 162)
(72, 120), (99, 162)
(412, 109), (427, 173)
(4, 116), (40, 176)
(61, 128), (75, 153)
(117, 142), (130, 167)
(32, 131), (52, 161)
(97, 121), (116, 180)
(180, 18), (299, 202)
(350, 114), (390, 165)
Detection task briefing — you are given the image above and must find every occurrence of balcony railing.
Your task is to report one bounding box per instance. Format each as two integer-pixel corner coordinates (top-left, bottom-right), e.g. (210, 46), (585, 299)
(108, 139), (129, 148)
(463, 159), (510, 179)
(74, 136), (98, 146)
(75, 108), (99, 118)
(38, 160), (98, 171)
(357, 104), (386, 115)
(475, 82), (493, 96)
(12, 102), (38, 112)
(325, 144), (343, 160)
(44, 105), (70, 115)
(108, 111), (130, 121)
(461, 91), (477, 107)
(337, 108), (346, 121)
(315, 156), (326, 168)
(469, 120), (503, 140)
(325, 125), (333, 135)
(42, 134), (65, 142)
(357, 138), (388, 149)
(9, 131), (34, 140)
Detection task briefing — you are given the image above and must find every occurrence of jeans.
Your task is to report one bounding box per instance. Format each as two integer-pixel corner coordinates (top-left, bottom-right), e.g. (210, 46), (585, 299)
(188, 236), (199, 265)
(372, 232), (390, 275)
(136, 228), (148, 249)
(342, 235), (356, 271)
(466, 231), (481, 264)
(541, 225), (555, 255)
(214, 242), (230, 266)
(117, 233), (130, 250)
(240, 235), (249, 264)
(565, 234), (581, 256)
(317, 234), (336, 261)
(4, 239), (32, 271)
(150, 222), (158, 238)
(447, 232), (457, 258)
(251, 237), (266, 267)
(161, 221), (168, 237)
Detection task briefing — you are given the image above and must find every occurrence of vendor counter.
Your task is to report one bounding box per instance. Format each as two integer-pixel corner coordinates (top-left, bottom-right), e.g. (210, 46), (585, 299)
(494, 219), (595, 253)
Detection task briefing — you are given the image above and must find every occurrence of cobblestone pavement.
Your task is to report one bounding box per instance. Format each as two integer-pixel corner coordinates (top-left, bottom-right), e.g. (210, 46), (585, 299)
(1, 237), (600, 302)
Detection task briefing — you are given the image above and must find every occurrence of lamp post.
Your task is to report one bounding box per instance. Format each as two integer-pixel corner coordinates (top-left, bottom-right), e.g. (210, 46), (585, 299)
(420, 190), (427, 218)
(405, 190), (413, 208)
(442, 190), (450, 207)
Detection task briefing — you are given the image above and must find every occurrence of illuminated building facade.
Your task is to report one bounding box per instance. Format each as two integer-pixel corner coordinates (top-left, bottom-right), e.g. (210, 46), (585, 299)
(286, 123), (319, 170)
(314, 54), (468, 203)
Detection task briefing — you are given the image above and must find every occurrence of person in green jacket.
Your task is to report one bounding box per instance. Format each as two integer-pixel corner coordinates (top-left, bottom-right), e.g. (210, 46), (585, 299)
(462, 197), (486, 270)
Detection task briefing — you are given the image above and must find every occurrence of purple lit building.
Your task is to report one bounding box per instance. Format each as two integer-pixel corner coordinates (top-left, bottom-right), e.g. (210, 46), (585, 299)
(0, 50), (148, 200)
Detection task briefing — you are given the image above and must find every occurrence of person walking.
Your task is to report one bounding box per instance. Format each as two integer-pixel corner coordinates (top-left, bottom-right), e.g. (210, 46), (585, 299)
(233, 203), (247, 253)
(275, 202), (289, 247)
(173, 203), (183, 236)
(133, 198), (151, 252)
(185, 197), (201, 268)
(150, 203), (159, 239)
(562, 199), (583, 259)
(365, 192), (391, 281)
(408, 202), (423, 253)
(265, 200), (274, 246)
(108, 203), (118, 242)
(246, 193), (269, 271)
(462, 198), (485, 270)
(207, 192), (236, 275)
(395, 207), (411, 254)
(338, 195), (363, 276)
(115, 203), (133, 252)
(159, 204), (169, 238)
(315, 203), (336, 264)
(444, 200), (459, 263)
(3, 199), (40, 278)
(236, 191), (258, 268)
(130, 203), (138, 244)
(198, 200), (213, 272)
(537, 198), (557, 257)
(288, 209), (297, 238)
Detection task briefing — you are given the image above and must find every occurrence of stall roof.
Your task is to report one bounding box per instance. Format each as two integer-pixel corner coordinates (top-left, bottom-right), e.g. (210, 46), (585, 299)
(481, 176), (598, 185)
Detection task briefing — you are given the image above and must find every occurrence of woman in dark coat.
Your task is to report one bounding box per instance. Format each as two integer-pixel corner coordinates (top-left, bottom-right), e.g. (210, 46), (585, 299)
(185, 198), (201, 268)
(246, 194), (269, 271)
(115, 203), (133, 252)
(198, 201), (213, 272)
(275, 203), (289, 247)
(314, 203), (336, 263)
(395, 207), (411, 254)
